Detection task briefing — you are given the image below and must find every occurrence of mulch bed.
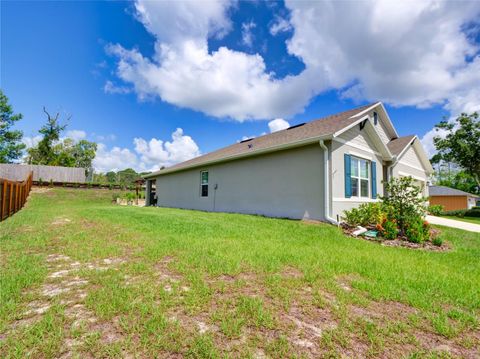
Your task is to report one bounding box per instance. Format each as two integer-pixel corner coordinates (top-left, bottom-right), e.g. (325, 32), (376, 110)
(341, 224), (450, 252)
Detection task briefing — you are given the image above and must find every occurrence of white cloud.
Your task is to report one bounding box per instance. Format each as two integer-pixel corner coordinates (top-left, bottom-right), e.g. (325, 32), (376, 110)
(92, 128), (200, 173)
(420, 127), (449, 158)
(107, 0), (480, 121)
(104, 80), (132, 95)
(93, 143), (139, 173)
(133, 128), (200, 167)
(93, 133), (117, 142)
(65, 130), (87, 142)
(269, 16), (292, 36)
(268, 118), (290, 132)
(22, 135), (42, 149)
(241, 21), (256, 47)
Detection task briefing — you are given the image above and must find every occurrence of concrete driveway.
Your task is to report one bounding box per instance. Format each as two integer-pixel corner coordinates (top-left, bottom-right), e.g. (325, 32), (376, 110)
(426, 215), (480, 233)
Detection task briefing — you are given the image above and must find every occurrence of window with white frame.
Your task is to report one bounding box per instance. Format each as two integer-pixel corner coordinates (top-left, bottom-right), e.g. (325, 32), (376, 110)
(351, 157), (370, 198)
(200, 171), (209, 197)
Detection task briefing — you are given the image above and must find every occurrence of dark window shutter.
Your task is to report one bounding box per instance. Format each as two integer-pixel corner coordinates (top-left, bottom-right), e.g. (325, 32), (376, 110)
(371, 161), (377, 199)
(344, 154), (351, 198)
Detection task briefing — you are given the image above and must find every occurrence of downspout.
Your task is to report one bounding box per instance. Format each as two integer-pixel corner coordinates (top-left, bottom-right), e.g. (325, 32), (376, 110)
(319, 140), (338, 224)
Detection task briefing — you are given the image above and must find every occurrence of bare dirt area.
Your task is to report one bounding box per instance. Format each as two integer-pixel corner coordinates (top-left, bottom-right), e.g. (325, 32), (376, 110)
(3, 253), (129, 358)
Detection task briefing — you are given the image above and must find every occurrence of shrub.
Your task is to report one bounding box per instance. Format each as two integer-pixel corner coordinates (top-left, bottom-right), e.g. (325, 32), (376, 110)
(404, 217), (430, 243)
(49, 179), (54, 188)
(381, 219), (398, 240)
(432, 237), (443, 247)
(382, 177), (427, 234)
(342, 202), (385, 227)
(428, 204), (444, 216)
(465, 208), (480, 217)
(442, 209), (466, 217)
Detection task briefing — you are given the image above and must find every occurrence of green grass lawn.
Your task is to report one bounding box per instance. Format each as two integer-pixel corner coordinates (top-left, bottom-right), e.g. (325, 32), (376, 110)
(443, 215), (480, 225)
(1, 188), (479, 358)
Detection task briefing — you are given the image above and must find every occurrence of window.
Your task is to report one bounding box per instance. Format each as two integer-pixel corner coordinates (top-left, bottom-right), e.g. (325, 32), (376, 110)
(351, 157), (370, 198)
(373, 111), (378, 125)
(200, 171), (208, 197)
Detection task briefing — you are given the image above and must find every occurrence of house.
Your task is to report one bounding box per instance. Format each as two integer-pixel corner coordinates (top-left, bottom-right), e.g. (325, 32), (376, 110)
(144, 102), (433, 222)
(429, 186), (479, 211)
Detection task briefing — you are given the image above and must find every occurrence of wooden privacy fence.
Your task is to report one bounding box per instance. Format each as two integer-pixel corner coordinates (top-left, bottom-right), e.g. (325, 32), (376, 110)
(0, 171), (33, 222)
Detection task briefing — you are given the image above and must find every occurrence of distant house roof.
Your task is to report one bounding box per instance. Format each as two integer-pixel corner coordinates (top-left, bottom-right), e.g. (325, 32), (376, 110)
(387, 135), (416, 156)
(429, 185), (479, 198)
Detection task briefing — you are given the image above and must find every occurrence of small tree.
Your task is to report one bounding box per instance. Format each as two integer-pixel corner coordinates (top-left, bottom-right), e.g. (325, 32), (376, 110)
(0, 90), (26, 163)
(381, 177), (427, 234)
(433, 113), (480, 187)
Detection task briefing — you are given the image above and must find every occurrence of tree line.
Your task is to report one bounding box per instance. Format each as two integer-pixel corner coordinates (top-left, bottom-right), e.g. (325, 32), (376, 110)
(0, 90), (148, 185)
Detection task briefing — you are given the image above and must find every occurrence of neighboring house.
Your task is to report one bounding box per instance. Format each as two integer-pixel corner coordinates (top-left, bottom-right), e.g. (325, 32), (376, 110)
(144, 102), (433, 222)
(429, 186), (479, 211)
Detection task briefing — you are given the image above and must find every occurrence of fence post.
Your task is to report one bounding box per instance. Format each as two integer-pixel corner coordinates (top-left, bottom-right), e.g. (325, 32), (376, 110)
(2, 182), (6, 220)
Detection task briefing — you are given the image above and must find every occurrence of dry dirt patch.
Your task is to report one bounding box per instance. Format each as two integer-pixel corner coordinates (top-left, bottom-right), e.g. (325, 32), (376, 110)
(6, 253), (129, 356)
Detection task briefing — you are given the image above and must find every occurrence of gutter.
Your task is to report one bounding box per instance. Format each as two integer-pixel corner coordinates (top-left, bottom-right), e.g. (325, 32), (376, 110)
(319, 140), (337, 224)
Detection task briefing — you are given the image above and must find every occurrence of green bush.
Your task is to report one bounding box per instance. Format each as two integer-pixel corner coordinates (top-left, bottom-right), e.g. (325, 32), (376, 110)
(465, 208), (480, 217)
(342, 202), (385, 227)
(404, 216), (430, 243)
(382, 177), (427, 233)
(442, 209), (466, 217)
(381, 219), (398, 240)
(432, 237), (443, 247)
(124, 192), (136, 202)
(428, 204), (444, 216)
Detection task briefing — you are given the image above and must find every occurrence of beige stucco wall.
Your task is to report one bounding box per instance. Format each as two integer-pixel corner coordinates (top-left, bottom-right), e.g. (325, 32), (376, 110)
(331, 126), (385, 221)
(155, 144), (325, 220)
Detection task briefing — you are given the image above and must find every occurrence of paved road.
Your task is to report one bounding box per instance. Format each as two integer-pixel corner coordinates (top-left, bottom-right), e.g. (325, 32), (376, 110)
(426, 215), (480, 233)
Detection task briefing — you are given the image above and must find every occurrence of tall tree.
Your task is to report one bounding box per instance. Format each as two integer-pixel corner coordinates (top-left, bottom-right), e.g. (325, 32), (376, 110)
(0, 90), (26, 163)
(433, 113), (480, 187)
(27, 107), (97, 177)
(27, 107), (68, 165)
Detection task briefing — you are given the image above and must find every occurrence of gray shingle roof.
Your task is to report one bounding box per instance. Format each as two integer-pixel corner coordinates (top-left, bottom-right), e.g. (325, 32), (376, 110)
(387, 135), (416, 156)
(146, 103), (376, 177)
(429, 185), (479, 197)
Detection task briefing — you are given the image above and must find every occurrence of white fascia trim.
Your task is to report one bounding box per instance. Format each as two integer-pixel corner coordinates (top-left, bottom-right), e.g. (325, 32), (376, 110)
(145, 134), (332, 178)
(333, 197), (381, 203)
(397, 161), (427, 173)
(363, 121), (394, 160)
(349, 102), (382, 119)
(333, 114), (393, 160)
(333, 137), (381, 156)
(413, 140), (434, 174)
(398, 171), (427, 182)
(395, 136), (417, 160)
(348, 102), (398, 139)
(394, 137), (434, 175)
(376, 102), (399, 139)
(332, 115), (369, 138)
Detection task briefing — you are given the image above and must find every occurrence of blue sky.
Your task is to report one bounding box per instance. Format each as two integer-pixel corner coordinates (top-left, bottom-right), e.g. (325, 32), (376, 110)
(2, 1), (479, 172)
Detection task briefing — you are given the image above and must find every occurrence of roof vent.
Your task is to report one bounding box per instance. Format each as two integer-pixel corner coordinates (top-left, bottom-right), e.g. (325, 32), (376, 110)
(240, 138), (254, 143)
(287, 123), (306, 130)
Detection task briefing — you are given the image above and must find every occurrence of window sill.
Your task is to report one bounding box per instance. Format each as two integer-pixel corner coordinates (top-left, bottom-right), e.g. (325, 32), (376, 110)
(333, 197), (380, 202)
